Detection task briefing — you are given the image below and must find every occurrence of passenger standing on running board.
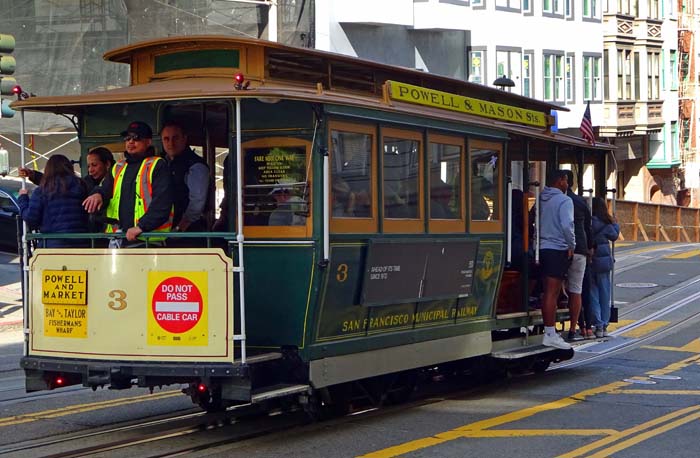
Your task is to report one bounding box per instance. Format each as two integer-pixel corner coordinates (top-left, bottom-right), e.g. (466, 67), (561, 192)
(563, 170), (593, 342)
(538, 169), (575, 350)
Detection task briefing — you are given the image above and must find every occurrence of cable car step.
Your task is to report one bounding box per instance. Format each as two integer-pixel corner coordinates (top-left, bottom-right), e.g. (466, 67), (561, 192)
(491, 345), (569, 360)
(251, 384), (311, 403)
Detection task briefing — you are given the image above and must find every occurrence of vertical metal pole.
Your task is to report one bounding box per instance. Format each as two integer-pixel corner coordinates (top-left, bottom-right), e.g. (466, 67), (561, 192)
(323, 155), (330, 262)
(535, 185), (540, 265)
(235, 99), (247, 364)
(268, 0), (278, 42)
(506, 180), (513, 264)
(20, 110), (29, 356)
(608, 151), (619, 316)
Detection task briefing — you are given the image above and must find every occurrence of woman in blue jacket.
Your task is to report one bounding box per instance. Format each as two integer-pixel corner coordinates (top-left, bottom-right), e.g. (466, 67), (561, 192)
(18, 154), (88, 248)
(590, 197), (620, 338)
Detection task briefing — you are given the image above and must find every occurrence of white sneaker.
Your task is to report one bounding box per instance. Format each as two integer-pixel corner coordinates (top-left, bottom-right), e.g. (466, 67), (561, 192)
(542, 332), (572, 350)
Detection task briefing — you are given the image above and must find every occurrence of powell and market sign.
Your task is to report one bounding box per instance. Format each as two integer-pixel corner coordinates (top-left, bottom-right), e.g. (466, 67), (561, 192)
(387, 80), (549, 128)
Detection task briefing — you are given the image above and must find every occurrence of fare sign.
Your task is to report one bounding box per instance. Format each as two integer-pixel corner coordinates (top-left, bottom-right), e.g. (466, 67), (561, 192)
(147, 271), (208, 346)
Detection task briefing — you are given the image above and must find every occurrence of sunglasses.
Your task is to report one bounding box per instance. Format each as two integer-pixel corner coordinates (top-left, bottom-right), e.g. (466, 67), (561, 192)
(123, 134), (143, 142)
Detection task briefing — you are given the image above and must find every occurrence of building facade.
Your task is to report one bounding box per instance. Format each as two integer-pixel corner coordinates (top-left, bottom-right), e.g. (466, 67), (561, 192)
(317, 0), (680, 204)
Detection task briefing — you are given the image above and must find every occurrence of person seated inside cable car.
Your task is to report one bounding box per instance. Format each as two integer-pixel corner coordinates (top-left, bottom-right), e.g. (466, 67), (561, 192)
(332, 178), (355, 217)
(268, 180), (307, 226)
(430, 182), (456, 219)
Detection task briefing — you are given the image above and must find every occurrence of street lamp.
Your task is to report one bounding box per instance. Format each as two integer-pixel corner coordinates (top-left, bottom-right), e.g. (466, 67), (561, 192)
(493, 75), (515, 91)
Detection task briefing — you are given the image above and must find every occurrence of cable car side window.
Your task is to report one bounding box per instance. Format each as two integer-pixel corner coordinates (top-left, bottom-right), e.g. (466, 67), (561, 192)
(242, 137), (312, 238)
(382, 128), (424, 234)
(329, 121), (378, 234)
(469, 139), (503, 233)
(428, 133), (465, 233)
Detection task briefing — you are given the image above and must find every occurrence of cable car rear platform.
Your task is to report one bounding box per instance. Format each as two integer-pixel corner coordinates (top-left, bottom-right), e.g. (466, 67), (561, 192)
(20, 352), (284, 393)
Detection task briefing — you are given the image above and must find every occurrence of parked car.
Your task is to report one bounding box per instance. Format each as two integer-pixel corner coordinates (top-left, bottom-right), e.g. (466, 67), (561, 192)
(0, 178), (36, 253)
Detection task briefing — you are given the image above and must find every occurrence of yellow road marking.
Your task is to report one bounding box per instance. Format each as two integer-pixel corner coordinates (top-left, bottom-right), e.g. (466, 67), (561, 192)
(611, 390), (700, 395)
(665, 249), (700, 259)
(621, 320), (669, 338)
(558, 405), (700, 458)
(627, 244), (680, 255)
(605, 320), (668, 338)
(586, 409), (700, 458)
(461, 429), (617, 437)
(605, 320), (635, 332)
(359, 353), (700, 458)
(357, 382), (628, 458)
(643, 338), (700, 353)
(0, 390), (180, 428)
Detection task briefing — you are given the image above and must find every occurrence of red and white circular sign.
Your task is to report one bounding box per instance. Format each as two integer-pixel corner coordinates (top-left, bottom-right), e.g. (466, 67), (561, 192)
(151, 277), (203, 333)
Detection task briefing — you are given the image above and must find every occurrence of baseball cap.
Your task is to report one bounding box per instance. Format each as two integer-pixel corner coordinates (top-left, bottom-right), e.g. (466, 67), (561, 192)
(120, 121), (153, 139)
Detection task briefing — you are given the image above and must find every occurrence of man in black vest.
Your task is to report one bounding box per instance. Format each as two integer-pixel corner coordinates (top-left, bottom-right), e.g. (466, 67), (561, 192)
(160, 121), (210, 241)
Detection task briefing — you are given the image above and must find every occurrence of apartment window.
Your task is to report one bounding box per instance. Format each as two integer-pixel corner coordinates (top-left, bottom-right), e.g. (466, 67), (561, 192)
(544, 53), (565, 101)
(670, 50), (678, 90)
(565, 54), (574, 102)
(468, 50), (485, 84)
(618, 0), (637, 15)
(634, 51), (640, 99)
(496, 49), (522, 94)
(544, 0), (563, 13)
(648, 51), (660, 99)
(604, 49), (610, 99)
(583, 0), (598, 17)
(617, 49), (633, 100)
(523, 0), (531, 12)
(523, 53), (533, 97)
(682, 119), (691, 150)
(473, 0), (484, 5)
(671, 121), (679, 162)
(647, 0), (659, 18)
(496, 0), (522, 9)
(565, 0), (573, 17)
(583, 56), (601, 101)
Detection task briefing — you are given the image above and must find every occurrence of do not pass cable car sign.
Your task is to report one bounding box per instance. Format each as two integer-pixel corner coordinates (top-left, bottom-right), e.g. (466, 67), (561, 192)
(148, 272), (208, 346)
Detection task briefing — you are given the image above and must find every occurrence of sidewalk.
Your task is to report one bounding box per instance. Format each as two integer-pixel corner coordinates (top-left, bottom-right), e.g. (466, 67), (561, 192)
(0, 252), (23, 329)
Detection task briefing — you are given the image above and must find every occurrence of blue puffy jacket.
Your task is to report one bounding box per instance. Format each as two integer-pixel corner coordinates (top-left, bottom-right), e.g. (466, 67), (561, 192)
(591, 216), (620, 273)
(18, 175), (89, 248)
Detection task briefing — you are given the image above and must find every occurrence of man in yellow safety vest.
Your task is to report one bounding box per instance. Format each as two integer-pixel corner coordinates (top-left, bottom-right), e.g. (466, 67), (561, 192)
(83, 121), (173, 243)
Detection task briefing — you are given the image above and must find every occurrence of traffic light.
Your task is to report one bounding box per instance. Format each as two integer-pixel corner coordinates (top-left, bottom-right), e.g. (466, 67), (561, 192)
(1, 33), (16, 118)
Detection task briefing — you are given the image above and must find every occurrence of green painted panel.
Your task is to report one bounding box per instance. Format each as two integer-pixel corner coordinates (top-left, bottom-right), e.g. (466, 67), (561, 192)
(316, 244), (368, 340)
(82, 104), (159, 137)
(241, 99), (314, 132)
(244, 245), (315, 348)
(457, 239), (503, 320)
(154, 50), (240, 74)
(316, 237), (496, 343)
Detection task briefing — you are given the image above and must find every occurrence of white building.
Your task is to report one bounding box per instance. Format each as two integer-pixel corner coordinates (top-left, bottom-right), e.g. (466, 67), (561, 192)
(316, 0), (679, 203)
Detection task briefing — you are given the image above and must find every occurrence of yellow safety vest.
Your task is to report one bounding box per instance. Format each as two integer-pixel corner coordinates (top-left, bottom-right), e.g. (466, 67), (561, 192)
(105, 156), (173, 240)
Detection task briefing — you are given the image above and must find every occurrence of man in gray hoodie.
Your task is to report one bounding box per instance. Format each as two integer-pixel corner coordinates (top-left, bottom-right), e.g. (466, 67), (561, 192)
(539, 169), (575, 350)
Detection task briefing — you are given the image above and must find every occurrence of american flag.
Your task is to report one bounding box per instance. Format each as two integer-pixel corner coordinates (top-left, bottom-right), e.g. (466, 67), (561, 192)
(580, 101), (595, 146)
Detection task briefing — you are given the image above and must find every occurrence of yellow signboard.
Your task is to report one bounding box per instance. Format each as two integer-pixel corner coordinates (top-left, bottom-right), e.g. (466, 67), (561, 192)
(44, 305), (87, 338)
(387, 80), (548, 128)
(147, 271), (209, 346)
(42, 270), (87, 305)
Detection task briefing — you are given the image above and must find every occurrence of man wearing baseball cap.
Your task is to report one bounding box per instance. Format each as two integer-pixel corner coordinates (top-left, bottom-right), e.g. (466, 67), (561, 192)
(83, 121), (173, 243)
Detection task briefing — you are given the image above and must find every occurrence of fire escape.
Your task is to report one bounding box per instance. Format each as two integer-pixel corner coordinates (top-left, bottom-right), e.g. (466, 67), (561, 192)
(679, 3), (700, 205)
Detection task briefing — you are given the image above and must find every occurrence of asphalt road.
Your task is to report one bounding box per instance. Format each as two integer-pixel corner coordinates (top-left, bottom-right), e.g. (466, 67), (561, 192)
(2, 242), (700, 457)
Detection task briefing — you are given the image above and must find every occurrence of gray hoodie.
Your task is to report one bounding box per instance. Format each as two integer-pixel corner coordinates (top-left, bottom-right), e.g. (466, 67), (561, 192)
(539, 186), (575, 251)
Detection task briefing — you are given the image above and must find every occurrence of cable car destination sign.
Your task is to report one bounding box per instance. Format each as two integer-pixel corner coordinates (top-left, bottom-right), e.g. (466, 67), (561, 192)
(387, 80), (548, 128)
